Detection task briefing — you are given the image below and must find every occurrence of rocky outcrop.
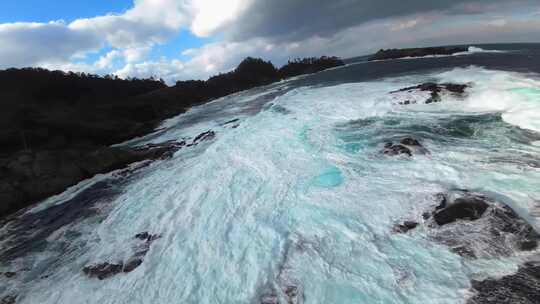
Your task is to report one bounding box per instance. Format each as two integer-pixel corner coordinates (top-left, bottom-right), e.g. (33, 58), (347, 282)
(411, 191), (539, 258)
(83, 232), (160, 280)
(391, 82), (469, 105)
(1, 56), (343, 219)
(369, 46), (468, 61)
(0, 141), (183, 218)
(467, 261), (540, 304)
(395, 191), (539, 302)
(1, 295), (17, 304)
(433, 196), (489, 225)
(382, 137), (428, 157)
(393, 221), (419, 233)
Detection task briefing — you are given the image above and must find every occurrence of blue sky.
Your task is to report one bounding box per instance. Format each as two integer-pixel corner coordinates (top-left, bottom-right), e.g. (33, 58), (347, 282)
(0, 1), (132, 23)
(0, 0), (211, 66)
(0, 0), (538, 83)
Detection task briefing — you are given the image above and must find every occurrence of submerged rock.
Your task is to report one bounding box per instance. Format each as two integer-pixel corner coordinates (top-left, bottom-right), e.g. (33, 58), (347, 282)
(83, 232), (160, 280)
(187, 130), (216, 147)
(393, 221), (419, 233)
(83, 262), (124, 280)
(467, 261), (540, 304)
(1, 295), (17, 304)
(383, 143), (412, 157)
(2, 272), (16, 278)
(382, 137), (427, 157)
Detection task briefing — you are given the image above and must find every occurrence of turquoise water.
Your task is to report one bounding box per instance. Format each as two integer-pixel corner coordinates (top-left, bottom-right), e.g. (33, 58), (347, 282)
(1, 66), (539, 304)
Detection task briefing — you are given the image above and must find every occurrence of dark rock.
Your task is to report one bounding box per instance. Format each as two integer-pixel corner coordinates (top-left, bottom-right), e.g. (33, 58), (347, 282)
(192, 131), (216, 145)
(123, 258), (143, 273)
(393, 221), (419, 233)
(520, 240), (537, 251)
(134, 232), (151, 241)
(83, 232), (160, 279)
(433, 197), (489, 225)
(425, 192), (539, 258)
(451, 246), (476, 258)
(382, 144), (412, 157)
(134, 232), (161, 243)
(0, 141), (182, 219)
(382, 137), (426, 157)
(222, 118), (240, 126)
(83, 262), (124, 280)
(369, 46), (468, 61)
(283, 285), (303, 304)
(3, 272), (16, 278)
(1, 295), (16, 304)
(435, 193), (448, 210)
(467, 261), (540, 304)
(400, 137), (421, 146)
(392, 82), (469, 105)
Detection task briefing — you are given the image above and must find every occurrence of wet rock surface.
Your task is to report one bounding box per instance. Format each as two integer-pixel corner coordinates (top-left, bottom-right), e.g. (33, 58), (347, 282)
(397, 190), (540, 303)
(467, 261), (540, 304)
(83, 232), (160, 280)
(391, 82), (469, 105)
(382, 137), (427, 157)
(433, 196), (489, 225)
(393, 221), (419, 233)
(186, 130), (216, 147)
(82, 262), (124, 280)
(0, 295), (17, 304)
(2, 272), (16, 278)
(0, 140), (183, 219)
(258, 239), (305, 304)
(0, 177), (126, 262)
(425, 191), (539, 258)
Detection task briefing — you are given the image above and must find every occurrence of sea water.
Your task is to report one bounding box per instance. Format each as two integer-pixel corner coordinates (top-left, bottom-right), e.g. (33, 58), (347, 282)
(1, 62), (540, 303)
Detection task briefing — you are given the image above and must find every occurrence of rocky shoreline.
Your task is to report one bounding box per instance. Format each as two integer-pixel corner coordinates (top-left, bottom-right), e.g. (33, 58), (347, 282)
(369, 46), (468, 61)
(0, 56), (344, 218)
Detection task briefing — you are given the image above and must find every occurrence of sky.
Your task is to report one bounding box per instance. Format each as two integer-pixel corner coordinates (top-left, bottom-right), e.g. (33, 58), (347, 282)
(0, 0), (539, 84)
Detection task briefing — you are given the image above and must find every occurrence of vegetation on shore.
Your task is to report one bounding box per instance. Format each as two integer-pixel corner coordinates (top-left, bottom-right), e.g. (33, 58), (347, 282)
(0, 56), (344, 218)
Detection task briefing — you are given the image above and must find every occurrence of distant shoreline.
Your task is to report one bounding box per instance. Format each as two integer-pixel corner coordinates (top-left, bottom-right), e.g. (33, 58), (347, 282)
(368, 46), (469, 61)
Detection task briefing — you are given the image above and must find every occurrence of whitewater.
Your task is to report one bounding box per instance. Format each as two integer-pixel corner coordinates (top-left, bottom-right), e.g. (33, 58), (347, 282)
(1, 45), (540, 303)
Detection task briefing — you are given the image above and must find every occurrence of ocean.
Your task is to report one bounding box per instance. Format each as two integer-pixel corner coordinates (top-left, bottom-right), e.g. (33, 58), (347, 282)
(1, 43), (539, 303)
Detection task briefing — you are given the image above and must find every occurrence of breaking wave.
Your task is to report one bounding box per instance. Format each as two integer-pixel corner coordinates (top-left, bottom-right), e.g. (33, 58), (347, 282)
(1, 65), (539, 304)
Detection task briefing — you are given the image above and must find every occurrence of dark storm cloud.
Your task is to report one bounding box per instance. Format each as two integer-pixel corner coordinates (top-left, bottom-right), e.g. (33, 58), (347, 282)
(225, 0), (534, 42)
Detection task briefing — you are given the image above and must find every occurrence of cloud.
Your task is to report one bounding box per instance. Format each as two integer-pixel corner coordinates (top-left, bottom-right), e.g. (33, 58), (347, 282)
(0, 21), (102, 68)
(215, 0), (534, 42)
(95, 50), (122, 69)
(189, 0), (252, 37)
(0, 0), (539, 82)
(0, 0), (193, 69)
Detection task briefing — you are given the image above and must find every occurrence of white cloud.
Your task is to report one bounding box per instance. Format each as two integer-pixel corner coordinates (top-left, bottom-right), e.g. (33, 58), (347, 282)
(115, 58), (185, 82)
(1, 0), (539, 83)
(0, 0), (194, 69)
(95, 50), (121, 69)
(123, 46), (152, 63)
(190, 0), (252, 37)
(0, 21), (102, 68)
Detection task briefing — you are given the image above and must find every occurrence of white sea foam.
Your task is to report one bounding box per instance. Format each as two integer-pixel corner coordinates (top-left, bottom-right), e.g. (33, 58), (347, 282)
(435, 66), (540, 133)
(3, 67), (539, 304)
